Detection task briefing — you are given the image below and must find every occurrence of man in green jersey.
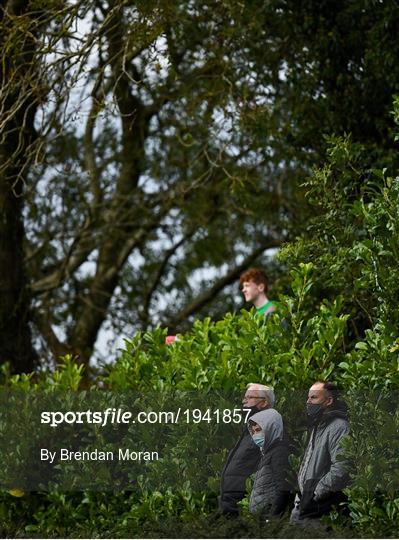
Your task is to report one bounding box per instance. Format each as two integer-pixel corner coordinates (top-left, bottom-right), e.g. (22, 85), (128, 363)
(240, 267), (276, 316)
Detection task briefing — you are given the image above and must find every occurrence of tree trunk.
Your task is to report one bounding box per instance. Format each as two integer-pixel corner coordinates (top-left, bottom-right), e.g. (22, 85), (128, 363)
(0, 181), (36, 373)
(0, 0), (40, 373)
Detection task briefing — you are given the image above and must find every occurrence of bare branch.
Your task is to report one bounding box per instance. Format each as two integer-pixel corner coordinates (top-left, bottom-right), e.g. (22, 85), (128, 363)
(140, 231), (195, 328)
(69, 222), (159, 361)
(84, 74), (104, 208)
(32, 308), (69, 359)
(30, 216), (96, 294)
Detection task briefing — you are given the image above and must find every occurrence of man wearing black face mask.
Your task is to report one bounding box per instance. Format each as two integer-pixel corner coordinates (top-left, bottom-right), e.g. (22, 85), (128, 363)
(218, 384), (274, 516)
(290, 381), (350, 524)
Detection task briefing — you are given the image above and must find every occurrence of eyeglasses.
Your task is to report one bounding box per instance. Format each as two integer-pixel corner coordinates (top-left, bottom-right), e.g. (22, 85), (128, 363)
(243, 395), (265, 402)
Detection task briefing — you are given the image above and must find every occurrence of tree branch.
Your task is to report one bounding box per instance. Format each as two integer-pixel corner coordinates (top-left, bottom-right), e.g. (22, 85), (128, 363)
(84, 73), (104, 209)
(69, 204), (173, 363)
(32, 308), (69, 360)
(140, 231), (195, 329)
(164, 238), (283, 328)
(30, 216), (96, 294)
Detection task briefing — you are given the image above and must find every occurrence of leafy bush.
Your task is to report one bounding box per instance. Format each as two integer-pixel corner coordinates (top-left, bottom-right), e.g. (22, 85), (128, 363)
(1, 132), (399, 537)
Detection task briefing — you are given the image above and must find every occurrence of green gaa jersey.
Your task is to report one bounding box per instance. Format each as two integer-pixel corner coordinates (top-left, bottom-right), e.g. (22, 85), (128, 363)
(256, 300), (276, 316)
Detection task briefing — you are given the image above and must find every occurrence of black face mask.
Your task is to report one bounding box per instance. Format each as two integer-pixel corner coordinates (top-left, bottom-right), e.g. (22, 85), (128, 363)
(306, 403), (324, 416)
(243, 405), (260, 418)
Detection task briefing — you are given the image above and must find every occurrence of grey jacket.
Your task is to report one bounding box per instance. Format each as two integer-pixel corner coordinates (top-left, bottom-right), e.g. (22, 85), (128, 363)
(298, 403), (350, 518)
(249, 409), (294, 516)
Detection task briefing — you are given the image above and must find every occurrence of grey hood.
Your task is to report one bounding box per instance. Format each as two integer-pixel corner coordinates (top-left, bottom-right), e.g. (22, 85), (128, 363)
(249, 408), (283, 452)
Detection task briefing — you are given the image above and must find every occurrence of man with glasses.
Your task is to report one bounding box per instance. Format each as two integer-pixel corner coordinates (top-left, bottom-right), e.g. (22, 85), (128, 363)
(219, 383), (275, 516)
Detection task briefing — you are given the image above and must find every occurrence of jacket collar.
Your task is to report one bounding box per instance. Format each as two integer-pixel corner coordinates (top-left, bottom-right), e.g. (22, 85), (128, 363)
(309, 400), (348, 428)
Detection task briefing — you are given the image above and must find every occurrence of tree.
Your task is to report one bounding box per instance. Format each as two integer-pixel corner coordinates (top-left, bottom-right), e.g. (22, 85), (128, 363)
(1, 0), (290, 372)
(1, 0), (399, 372)
(0, 0), (46, 372)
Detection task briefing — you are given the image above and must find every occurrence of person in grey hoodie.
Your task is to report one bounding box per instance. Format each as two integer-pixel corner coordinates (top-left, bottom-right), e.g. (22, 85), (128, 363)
(290, 381), (350, 523)
(248, 408), (294, 518)
(219, 384), (275, 516)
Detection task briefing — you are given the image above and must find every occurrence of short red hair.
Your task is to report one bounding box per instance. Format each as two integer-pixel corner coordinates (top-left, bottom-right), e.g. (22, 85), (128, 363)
(239, 267), (269, 292)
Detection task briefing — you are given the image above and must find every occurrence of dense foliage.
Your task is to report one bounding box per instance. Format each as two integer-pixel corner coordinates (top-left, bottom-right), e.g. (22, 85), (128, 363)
(1, 129), (398, 537)
(1, 1), (399, 537)
(2, 0), (399, 372)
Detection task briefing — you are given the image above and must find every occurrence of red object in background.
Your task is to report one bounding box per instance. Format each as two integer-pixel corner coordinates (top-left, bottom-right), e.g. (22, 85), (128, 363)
(165, 335), (177, 345)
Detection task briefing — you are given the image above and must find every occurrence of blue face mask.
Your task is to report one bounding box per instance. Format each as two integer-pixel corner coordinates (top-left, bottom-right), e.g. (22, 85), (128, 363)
(252, 435), (265, 447)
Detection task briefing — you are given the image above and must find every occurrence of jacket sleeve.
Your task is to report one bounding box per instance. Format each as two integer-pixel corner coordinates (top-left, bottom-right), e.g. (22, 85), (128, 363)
(269, 446), (294, 516)
(219, 431), (261, 514)
(314, 421), (350, 501)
